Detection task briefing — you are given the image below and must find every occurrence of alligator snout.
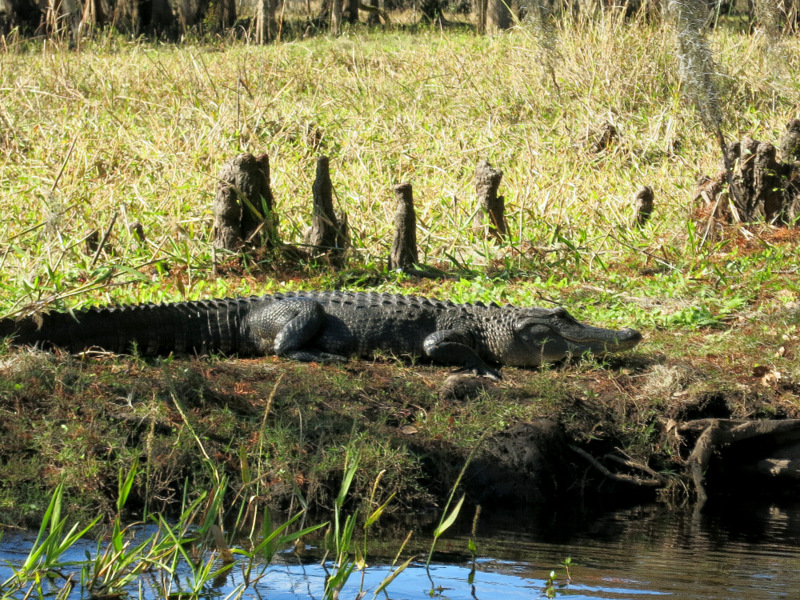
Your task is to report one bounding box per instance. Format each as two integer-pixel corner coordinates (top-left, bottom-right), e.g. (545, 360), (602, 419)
(558, 321), (643, 357)
(613, 328), (643, 351)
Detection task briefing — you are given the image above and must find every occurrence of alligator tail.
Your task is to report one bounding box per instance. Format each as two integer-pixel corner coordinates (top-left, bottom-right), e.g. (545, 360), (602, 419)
(0, 297), (264, 356)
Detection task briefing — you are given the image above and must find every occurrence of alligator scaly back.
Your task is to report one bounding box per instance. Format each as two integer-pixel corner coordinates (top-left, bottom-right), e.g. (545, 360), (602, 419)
(0, 297), (266, 355)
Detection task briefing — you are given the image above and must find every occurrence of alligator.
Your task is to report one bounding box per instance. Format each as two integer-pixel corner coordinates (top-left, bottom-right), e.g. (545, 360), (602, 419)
(0, 291), (642, 378)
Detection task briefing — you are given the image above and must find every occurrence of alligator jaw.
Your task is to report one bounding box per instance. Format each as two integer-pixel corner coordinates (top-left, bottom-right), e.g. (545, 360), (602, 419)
(538, 306), (641, 355)
(563, 326), (643, 356)
(507, 307), (642, 366)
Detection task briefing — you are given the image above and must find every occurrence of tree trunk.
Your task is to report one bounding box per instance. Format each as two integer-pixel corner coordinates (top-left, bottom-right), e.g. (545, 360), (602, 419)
(212, 0), (236, 33)
(150, 0), (178, 37)
(2, 0), (41, 34)
(46, 0), (82, 41)
(486, 0), (512, 32)
(474, 0), (488, 33)
(79, 0), (106, 34)
(112, 0), (142, 34)
(331, 0), (341, 34)
(342, 0), (358, 22)
(255, 0), (276, 43)
(366, 0), (379, 24)
(419, 0), (446, 23)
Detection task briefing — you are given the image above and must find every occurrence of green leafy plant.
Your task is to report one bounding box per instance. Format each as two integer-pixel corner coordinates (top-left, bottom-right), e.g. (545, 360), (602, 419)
(542, 557), (572, 598)
(1, 483), (99, 595)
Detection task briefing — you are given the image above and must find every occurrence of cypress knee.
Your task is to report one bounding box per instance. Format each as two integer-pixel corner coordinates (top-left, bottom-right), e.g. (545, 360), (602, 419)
(388, 183), (419, 271)
(633, 185), (654, 228)
(213, 153), (276, 250)
(304, 156), (347, 261)
(475, 160), (507, 241)
(753, 142), (783, 223)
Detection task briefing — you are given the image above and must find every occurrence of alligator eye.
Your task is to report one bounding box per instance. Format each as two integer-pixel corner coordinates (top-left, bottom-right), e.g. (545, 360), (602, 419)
(552, 307), (568, 317)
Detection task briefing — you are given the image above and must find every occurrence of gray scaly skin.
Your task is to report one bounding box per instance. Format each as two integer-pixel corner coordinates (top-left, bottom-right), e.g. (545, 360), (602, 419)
(0, 291), (642, 378)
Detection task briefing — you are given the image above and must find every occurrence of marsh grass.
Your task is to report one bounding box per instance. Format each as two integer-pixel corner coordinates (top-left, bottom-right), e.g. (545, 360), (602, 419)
(1, 15), (798, 327)
(3, 9), (800, 549)
(0, 423), (434, 600)
(0, 458), (327, 600)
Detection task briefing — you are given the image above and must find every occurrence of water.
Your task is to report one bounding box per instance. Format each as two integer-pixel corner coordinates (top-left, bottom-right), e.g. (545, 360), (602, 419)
(3, 501), (800, 599)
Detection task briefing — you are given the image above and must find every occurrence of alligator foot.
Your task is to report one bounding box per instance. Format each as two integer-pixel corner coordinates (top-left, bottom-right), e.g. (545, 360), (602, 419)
(423, 329), (502, 379)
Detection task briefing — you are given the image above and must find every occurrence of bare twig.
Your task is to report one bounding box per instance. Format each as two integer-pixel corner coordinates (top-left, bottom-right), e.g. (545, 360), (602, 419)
(52, 137), (78, 193)
(90, 212), (118, 268)
(569, 445), (665, 488)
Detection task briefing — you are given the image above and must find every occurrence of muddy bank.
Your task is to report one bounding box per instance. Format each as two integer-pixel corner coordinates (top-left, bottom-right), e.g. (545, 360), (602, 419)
(1, 322), (800, 526)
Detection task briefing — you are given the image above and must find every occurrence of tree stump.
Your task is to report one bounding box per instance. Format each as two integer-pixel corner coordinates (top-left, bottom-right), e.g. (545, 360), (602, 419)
(695, 123), (800, 226)
(633, 185), (654, 228)
(213, 153), (276, 251)
(304, 156), (348, 261)
(779, 118), (800, 163)
(388, 183), (419, 271)
(475, 160), (507, 241)
(588, 121), (618, 154)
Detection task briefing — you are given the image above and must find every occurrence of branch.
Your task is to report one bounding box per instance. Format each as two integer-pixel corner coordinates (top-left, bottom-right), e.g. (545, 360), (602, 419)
(569, 445), (665, 488)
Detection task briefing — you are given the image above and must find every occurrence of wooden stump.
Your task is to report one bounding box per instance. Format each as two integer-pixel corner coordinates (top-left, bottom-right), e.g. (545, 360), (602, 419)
(388, 183), (419, 271)
(633, 185), (654, 228)
(729, 136), (788, 223)
(779, 118), (800, 163)
(753, 142), (783, 222)
(213, 153), (276, 250)
(304, 156), (348, 261)
(475, 160), (507, 241)
(696, 124), (800, 226)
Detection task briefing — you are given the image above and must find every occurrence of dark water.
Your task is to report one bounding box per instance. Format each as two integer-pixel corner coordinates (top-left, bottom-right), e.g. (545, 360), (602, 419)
(3, 501), (800, 599)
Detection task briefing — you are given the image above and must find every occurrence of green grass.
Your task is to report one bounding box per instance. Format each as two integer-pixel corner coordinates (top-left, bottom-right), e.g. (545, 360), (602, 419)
(1, 17), (798, 321)
(2, 13), (800, 524)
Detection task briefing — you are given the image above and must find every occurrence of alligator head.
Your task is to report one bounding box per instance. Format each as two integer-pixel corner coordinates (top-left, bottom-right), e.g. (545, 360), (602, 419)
(504, 306), (642, 366)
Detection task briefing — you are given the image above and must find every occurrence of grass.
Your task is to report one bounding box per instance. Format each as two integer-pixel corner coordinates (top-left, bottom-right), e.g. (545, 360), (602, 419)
(1, 15), (798, 314)
(2, 11), (800, 525)
(0, 442), (362, 600)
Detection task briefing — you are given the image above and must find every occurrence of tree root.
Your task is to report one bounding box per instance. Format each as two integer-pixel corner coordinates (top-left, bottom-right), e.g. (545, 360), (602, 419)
(569, 445), (666, 488)
(679, 419), (800, 506)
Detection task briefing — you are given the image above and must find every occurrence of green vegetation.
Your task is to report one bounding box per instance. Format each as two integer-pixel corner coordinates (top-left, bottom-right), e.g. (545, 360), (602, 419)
(2, 11), (800, 532)
(0, 456), (328, 600)
(543, 556), (573, 598)
(1, 16), (798, 317)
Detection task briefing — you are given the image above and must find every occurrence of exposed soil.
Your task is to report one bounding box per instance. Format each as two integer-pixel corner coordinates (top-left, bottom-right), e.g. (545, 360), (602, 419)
(2, 298), (800, 527)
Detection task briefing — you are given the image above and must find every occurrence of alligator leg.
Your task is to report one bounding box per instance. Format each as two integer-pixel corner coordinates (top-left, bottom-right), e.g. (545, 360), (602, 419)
(245, 298), (347, 362)
(423, 329), (502, 380)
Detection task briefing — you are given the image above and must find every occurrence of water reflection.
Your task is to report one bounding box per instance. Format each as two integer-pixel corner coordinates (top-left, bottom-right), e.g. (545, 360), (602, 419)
(2, 501), (800, 599)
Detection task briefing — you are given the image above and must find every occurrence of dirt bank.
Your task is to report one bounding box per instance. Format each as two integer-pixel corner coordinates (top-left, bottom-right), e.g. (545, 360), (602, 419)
(2, 300), (799, 527)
